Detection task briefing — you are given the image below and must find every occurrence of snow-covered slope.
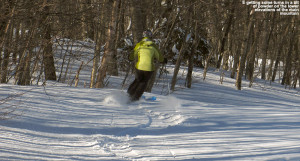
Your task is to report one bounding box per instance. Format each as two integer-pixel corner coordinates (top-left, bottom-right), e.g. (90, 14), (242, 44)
(1, 68), (300, 161)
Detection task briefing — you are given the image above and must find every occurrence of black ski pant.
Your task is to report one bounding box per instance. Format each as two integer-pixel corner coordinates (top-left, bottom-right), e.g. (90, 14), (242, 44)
(127, 69), (154, 101)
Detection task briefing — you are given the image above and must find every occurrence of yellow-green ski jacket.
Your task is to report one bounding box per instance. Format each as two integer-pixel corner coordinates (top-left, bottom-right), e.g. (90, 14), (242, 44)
(129, 37), (164, 71)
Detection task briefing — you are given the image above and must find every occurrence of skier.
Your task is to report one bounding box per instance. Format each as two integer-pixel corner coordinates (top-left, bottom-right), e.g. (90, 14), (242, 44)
(127, 30), (167, 101)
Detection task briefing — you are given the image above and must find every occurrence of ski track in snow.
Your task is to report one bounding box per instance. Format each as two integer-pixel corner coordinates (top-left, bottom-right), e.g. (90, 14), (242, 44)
(0, 85), (188, 160)
(98, 92), (186, 159)
(1, 69), (300, 160)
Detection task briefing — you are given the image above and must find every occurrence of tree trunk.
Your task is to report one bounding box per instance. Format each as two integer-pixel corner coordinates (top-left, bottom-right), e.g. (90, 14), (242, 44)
(42, 1), (57, 81)
(43, 31), (57, 81)
(246, 33), (257, 83)
(1, 25), (12, 83)
(260, 18), (269, 80)
(230, 42), (241, 79)
(281, 39), (293, 86)
(170, 38), (189, 91)
(15, 20), (37, 85)
(0, 0), (15, 54)
(186, 51), (194, 88)
(75, 61), (84, 87)
(203, 48), (214, 80)
(267, 45), (277, 81)
(90, 1), (106, 88)
(246, 20), (263, 82)
(95, 0), (120, 88)
(18, 49), (32, 85)
(186, 22), (199, 88)
(0, 1), (16, 82)
(236, 9), (254, 90)
(222, 32), (232, 71)
(79, 0), (88, 40)
(131, 0), (146, 44)
(216, 1), (235, 69)
(281, 21), (296, 86)
(90, 33), (101, 88)
(203, 1), (219, 80)
(260, 13), (274, 80)
(272, 24), (289, 82)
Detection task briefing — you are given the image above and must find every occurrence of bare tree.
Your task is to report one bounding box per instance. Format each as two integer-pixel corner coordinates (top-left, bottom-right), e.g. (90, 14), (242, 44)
(272, 23), (290, 82)
(216, 0), (236, 69)
(42, 1), (57, 81)
(236, 8), (254, 90)
(95, 0), (120, 88)
(90, 1), (106, 88)
(282, 18), (297, 86)
(260, 13), (275, 80)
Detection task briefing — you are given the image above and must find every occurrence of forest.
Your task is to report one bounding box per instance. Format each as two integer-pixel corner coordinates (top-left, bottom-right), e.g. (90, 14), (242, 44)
(1, 0), (299, 91)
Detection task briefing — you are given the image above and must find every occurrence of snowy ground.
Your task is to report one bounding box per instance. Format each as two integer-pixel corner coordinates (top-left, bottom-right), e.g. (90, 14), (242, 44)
(1, 66), (300, 161)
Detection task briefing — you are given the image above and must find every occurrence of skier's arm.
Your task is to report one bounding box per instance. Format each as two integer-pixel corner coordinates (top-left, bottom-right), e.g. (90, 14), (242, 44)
(129, 42), (141, 61)
(153, 44), (164, 63)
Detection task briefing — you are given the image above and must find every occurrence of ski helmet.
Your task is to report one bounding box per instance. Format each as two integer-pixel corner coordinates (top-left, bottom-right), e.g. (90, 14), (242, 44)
(143, 30), (153, 38)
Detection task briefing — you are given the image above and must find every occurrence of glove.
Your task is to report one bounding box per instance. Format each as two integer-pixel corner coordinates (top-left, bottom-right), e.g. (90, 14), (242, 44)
(163, 58), (168, 64)
(128, 52), (134, 62)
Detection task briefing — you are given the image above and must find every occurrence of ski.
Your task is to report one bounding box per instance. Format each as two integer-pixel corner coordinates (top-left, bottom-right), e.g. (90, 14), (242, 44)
(141, 96), (157, 101)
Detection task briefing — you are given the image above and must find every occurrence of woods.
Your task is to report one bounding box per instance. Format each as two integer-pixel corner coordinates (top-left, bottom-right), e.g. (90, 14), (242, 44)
(0, 0), (299, 91)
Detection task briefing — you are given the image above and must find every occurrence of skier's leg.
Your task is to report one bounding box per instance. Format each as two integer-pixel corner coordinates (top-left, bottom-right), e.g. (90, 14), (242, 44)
(128, 69), (143, 101)
(133, 82), (147, 100)
(132, 71), (153, 101)
(127, 79), (138, 96)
